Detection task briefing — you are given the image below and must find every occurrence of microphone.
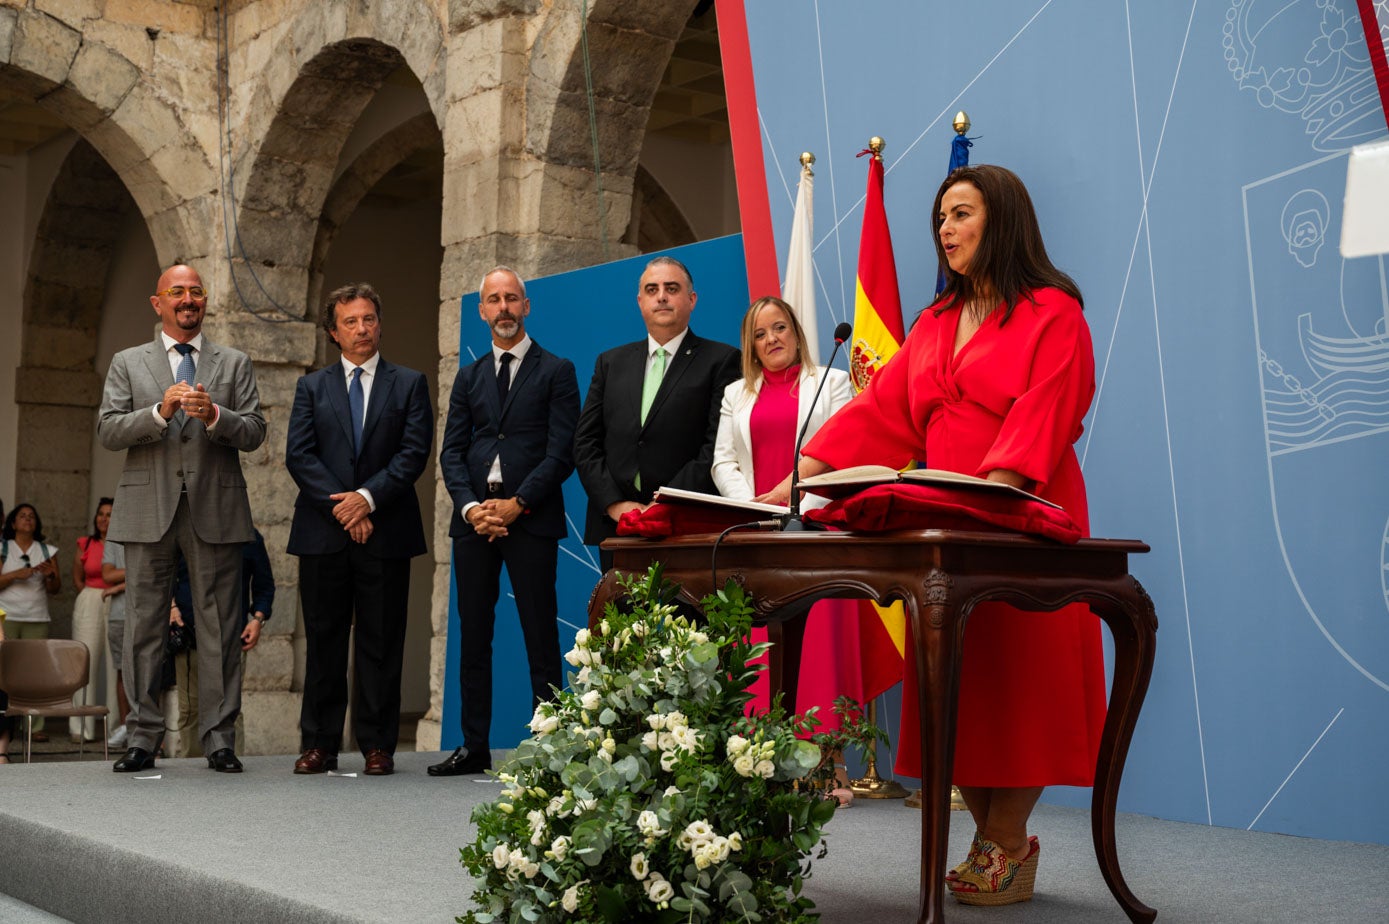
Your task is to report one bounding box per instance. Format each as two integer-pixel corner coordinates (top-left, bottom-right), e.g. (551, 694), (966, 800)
(781, 321), (852, 531)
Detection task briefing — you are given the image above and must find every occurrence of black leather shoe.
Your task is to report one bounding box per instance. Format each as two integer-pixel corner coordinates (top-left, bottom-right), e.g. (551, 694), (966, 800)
(207, 748), (244, 773)
(113, 747), (156, 773)
(427, 746), (490, 777)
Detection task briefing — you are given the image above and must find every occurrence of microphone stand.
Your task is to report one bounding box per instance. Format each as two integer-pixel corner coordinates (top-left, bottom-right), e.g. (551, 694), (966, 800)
(781, 322), (852, 531)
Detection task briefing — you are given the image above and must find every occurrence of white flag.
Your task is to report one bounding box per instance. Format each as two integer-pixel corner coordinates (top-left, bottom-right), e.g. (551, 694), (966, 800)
(782, 161), (820, 365)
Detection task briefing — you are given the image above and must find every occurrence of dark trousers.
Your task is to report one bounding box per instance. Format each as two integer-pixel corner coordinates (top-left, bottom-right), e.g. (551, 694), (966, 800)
(453, 529), (562, 752)
(297, 545), (411, 754)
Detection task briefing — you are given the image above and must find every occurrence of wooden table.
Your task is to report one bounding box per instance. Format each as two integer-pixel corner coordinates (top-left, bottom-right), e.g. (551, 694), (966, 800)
(589, 529), (1157, 924)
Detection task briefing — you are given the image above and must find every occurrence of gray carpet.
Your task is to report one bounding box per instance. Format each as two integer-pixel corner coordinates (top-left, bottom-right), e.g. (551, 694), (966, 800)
(0, 751), (1383, 922)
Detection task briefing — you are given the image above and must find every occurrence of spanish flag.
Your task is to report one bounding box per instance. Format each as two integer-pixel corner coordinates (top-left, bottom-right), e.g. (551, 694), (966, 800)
(851, 143), (908, 700)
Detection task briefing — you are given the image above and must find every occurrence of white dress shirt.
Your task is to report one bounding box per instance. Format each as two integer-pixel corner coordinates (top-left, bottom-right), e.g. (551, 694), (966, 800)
(342, 352), (383, 511)
(151, 332), (221, 430)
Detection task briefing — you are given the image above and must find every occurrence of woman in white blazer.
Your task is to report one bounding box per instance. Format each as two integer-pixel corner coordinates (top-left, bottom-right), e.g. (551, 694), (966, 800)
(710, 297), (859, 764)
(712, 297), (852, 505)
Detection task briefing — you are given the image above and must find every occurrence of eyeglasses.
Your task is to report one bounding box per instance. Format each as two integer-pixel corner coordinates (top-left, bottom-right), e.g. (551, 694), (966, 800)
(155, 286), (208, 301)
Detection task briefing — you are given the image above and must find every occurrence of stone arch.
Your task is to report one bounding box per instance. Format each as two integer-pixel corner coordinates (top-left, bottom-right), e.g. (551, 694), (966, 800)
(309, 111), (444, 326)
(15, 139), (146, 600)
(0, 6), (209, 263)
(517, 0), (702, 274)
(226, 1), (446, 314)
(628, 165), (698, 253)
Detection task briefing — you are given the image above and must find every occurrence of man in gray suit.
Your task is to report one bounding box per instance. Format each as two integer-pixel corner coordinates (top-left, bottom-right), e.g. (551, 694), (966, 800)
(98, 264), (266, 773)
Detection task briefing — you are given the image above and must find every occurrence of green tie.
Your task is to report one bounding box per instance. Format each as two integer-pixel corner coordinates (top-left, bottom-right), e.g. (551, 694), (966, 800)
(640, 346), (667, 425)
(634, 347), (667, 492)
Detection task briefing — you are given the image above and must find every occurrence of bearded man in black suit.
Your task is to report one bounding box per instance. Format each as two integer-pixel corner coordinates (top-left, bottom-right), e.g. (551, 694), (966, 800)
(429, 266), (580, 777)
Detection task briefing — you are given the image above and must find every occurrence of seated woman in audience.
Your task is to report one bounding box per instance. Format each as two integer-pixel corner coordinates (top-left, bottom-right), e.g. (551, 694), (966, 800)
(711, 297), (862, 747)
(0, 502), (62, 742)
(70, 497), (114, 743)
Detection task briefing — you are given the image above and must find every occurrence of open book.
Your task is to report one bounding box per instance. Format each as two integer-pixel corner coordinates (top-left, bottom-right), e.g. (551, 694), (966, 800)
(796, 465), (1061, 509)
(652, 486), (789, 516)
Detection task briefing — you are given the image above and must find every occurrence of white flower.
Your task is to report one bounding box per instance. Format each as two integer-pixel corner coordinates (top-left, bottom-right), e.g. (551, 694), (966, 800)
(549, 835), (570, 861)
(492, 844), (510, 869)
(666, 710), (688, 728)
(640, 730), (660, 752)
(564, 647), (586, 667)
(659, 750), (678, 771)
(726, 734), (749, 757)
(646, 713), (666, 731)
(676, 830), (694, 850)
(574, 628), (591, 647)
(683, 819), (713, 845)
(670, 725), (700, 751)
(601, 736), (616, 754)
(546, 796), (566, 817)
(575, 665), (592, 685)
(580, 690), (601, 711)
(733, 753), (756, 777)
(663, 786), (681, 798)
(689, 630), (708, 645)
(636, 810), (666, 838)
(728, 831), (743, 851)
(754, 759), (775, 779)
(630, 851), (649, 880)
(561, 882), (582, 913)
(645, 874), (674, 903)
(529, 712), (560, 735)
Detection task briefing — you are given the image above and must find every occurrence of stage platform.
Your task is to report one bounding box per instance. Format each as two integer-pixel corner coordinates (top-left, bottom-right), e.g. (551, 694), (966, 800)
(0, 751), (1384, 922)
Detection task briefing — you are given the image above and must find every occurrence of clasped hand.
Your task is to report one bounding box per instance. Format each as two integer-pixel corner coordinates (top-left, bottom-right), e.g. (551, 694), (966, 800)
(161, 382), (213, 420)
(469, 498), (521, 541)
(329, 491), (373, 544)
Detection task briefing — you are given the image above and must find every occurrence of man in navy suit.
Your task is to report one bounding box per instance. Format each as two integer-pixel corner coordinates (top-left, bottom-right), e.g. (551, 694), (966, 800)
(285, 283), (433, 777)
(430, 266), (580, 777)
(574, 256), (740, 568)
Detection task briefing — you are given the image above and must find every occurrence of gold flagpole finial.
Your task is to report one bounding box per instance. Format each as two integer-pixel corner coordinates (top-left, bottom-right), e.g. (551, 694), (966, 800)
(799, 151), (816, 176)
(953, 111), (971, 135)
(868, 136), (885, 160)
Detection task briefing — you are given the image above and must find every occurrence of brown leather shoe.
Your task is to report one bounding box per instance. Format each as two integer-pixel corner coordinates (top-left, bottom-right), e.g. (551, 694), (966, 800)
(293, 748), (337, 774)
(363, 748), (394, 776)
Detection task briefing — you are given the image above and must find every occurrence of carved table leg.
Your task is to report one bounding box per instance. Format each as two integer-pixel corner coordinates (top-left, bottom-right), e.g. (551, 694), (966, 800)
(913, 569), (962, 924)
(585, 570), (623, 631)
(1087, 578), (1159, 923)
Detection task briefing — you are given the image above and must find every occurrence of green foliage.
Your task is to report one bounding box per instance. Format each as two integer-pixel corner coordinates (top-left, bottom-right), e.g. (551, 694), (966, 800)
(458, 566), (835, 923)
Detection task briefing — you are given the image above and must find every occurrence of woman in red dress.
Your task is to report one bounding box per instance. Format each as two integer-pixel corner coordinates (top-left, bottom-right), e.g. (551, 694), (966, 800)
(763, 165), (1104, 905)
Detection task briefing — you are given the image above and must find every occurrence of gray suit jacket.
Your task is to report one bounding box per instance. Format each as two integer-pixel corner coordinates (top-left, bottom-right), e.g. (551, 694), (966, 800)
(98, 335), (266, 544)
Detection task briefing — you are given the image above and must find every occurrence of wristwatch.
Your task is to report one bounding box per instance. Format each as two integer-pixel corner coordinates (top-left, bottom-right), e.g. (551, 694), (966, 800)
(251, 614), (268, 625)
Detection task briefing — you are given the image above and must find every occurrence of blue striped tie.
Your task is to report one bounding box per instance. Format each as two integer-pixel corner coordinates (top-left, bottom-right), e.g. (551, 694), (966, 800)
(173, 343), (195, 423)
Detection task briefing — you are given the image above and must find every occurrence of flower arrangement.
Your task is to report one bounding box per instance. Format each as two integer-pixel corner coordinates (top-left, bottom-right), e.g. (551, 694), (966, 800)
(459, 565), (837, 923)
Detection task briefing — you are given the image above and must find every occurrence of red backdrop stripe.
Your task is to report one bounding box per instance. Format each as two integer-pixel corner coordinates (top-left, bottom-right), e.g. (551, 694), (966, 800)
(715, 0), (781, 302)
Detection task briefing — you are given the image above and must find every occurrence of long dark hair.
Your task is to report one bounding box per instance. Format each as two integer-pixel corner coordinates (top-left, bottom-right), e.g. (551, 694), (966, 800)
(930, 164), (1082, 325)
(89, 497), (114, 543)
(3, 503), (46, 542)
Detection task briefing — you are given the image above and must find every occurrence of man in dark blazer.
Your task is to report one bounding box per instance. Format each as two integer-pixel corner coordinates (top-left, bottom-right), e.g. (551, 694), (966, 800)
(98, 264), (266, 773)
(285, 283), (433, 777)
(430, 266), (580, 777)
(574, 256), (740, 566)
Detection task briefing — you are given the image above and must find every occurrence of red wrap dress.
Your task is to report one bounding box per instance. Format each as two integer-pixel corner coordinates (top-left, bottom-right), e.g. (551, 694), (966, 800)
(802, 287), (1106, 786)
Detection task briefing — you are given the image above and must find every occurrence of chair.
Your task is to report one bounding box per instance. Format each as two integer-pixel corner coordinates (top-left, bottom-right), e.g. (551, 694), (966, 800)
(0, 639), (109, 762)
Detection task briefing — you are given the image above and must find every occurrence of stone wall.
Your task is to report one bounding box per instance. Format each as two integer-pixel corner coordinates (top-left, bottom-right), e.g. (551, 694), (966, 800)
(1, 0), (701, 754)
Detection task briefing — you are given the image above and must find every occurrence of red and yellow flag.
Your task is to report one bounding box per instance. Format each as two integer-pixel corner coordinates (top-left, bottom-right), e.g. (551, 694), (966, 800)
(851, 143), (907, 699)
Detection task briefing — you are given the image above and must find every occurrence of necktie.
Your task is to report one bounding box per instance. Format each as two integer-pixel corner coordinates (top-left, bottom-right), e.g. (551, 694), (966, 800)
(173, 343), (196, 384)
(173, 343), (196, 423)
(497, 352), (515, 403)
(640, 347), (667, 425)
(349, 367), (365, 451)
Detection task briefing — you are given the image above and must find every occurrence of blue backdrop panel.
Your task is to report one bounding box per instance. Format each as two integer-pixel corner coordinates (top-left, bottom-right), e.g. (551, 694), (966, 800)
(744, 0), (1389, 844)
(441, 236), (750, 753)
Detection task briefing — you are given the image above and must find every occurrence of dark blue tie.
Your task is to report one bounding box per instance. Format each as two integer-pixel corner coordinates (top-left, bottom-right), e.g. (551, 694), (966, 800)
(349, 367), (365, 450)
(497, 352), (515, 403)
(173, 343), (195, 423)
(173, 343), (196, 384)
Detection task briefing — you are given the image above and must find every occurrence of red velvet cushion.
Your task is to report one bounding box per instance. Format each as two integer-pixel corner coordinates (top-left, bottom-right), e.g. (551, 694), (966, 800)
(802, 482), (1082, 543)
(616, 503), (766, 539)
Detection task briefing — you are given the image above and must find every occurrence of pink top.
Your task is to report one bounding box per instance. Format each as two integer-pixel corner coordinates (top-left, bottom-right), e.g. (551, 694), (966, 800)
(748, 365), (801, 494)
(77, 536), (110, 590)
